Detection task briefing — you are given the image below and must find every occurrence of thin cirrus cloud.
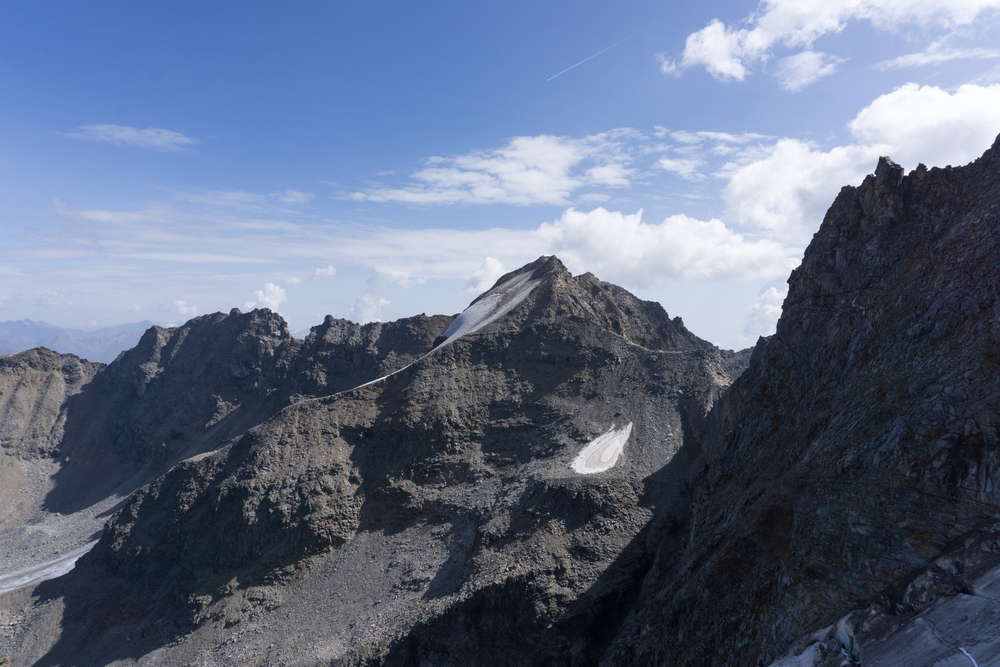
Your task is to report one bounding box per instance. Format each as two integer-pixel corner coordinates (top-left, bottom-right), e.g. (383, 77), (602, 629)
(177, 189), (314, 208)
(63, 124), (197, 151)
(774, 51), (846, 92)
(350, 131), (637, 206)
(658, 0), (1000, 88)
(876, 43), (1000, 70)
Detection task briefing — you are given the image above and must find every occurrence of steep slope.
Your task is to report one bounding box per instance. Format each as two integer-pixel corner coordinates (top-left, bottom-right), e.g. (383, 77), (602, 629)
(5, 257), (745, 666)
(0, 308), (454, 650)
(609, 137), (1000, 665)
(0, 350), (104, 575)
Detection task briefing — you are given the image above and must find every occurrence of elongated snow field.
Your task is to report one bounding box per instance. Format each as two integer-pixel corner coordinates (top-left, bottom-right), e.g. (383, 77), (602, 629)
(440, 272), (542, 345)
(571, 423), (632, 474)
(0, 540), (98, 595)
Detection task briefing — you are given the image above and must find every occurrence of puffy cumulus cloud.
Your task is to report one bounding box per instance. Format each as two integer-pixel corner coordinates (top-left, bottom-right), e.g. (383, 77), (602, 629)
(534, 208), (797, 285)
(351, 132), (636, 206)
(174, 300), (198, 316)
(63, 124), (197, 151)
(721, 83), (1000, 240)
(774, 51), (845, 92)
(848, 83), (1000, 168)
(346, 272), (392, 323)
(462, 257), (505, 296)
(245, 283), (287, 311)
(314, 265), (336, 278)
(723, 139), (879, 239)
(740, 282), (789, 345)
(661, 0), (1000, 87)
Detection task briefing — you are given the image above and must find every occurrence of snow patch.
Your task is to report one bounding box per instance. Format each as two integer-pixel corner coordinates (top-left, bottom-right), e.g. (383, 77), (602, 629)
(571, 423), (632, 474)
(0, 540), (98, 595)
(440, 271), (542, 346)
(769, 643), (823, 667)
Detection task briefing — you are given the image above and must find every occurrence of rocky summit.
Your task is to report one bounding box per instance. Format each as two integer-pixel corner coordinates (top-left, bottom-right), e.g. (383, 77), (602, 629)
(0, 256), (744, 665)
(1, 134), (1000, 666)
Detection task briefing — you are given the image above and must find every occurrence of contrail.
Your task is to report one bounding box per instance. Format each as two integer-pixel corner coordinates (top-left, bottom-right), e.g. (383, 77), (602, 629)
(546, 21), (665, 82)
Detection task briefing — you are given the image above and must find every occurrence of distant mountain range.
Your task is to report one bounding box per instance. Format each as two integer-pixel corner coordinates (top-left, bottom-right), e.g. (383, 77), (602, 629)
(0, 319), (156, 363)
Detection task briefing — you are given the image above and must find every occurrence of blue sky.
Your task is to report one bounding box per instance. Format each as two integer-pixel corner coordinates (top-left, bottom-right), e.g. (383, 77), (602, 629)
(2, 0), (1000, 348)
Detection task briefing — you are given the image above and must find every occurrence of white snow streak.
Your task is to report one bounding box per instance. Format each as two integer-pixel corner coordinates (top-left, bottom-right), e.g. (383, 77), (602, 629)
(571, 423), (633, 474)
(960, 647), (980, 667)
(440, 271), (542, 345)
(0, 540), (98, 595)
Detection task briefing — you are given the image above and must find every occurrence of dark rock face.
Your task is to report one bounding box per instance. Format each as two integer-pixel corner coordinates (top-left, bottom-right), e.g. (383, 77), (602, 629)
(610, 138), (1000, 665)
(0, 348), (102, 459)
(6, 257), (745, 666)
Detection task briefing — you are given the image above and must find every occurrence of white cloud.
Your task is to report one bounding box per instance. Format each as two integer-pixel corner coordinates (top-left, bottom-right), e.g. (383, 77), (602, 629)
(877, 43), (1000, 69)
(174, 300), (198, 316)
(657, 156), (706, 180)
(347, 272), (391, 323)
(34, 289), (73, 307)
(125, 303), (142, 313)
(740, 283), (788, 345)
(181, 190), (267, 207)
(178, 188), (314, 209)
(723, 139), (879, 238)
(462, 257), (505, 296)
(847, 83), (1000, 167)
(535, 208), (796, 285)
(314, 265), (336, 278)
(0, 294), (24, 309)
(86, 319), (98, 328)
(245, 283), (287, 311)
(721, 83), (1000, 240)
(285, 277), (303, 286)
(277, 189), (314, 204)
(351, 132), (636, 206)
(775, 51), (845, 92)
(64, 124), (197, 151)
(664, 0), (1000, 85)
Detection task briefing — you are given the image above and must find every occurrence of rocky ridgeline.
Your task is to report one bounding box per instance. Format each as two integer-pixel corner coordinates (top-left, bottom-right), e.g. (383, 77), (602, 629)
(1, 257), (743, 665)
(3, 134), (999, 665)
(607, 136), (1000, 665)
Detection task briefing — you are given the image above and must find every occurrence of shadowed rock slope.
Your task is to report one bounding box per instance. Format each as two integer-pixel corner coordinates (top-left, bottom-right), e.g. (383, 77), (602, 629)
(607, 136), (1000, 665)
(2, 257), (745, 666)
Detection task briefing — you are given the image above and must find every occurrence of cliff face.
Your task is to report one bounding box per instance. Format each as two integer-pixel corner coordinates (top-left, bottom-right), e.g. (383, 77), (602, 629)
(1, 257), (744, 666)
(610, 137), (1000, 665)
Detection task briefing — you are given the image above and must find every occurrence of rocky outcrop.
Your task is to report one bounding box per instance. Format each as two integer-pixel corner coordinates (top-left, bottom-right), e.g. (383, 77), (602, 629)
(610, 137), (1000, 665)
(0, 349), (101, 460)
(3, 257), (746, 666)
